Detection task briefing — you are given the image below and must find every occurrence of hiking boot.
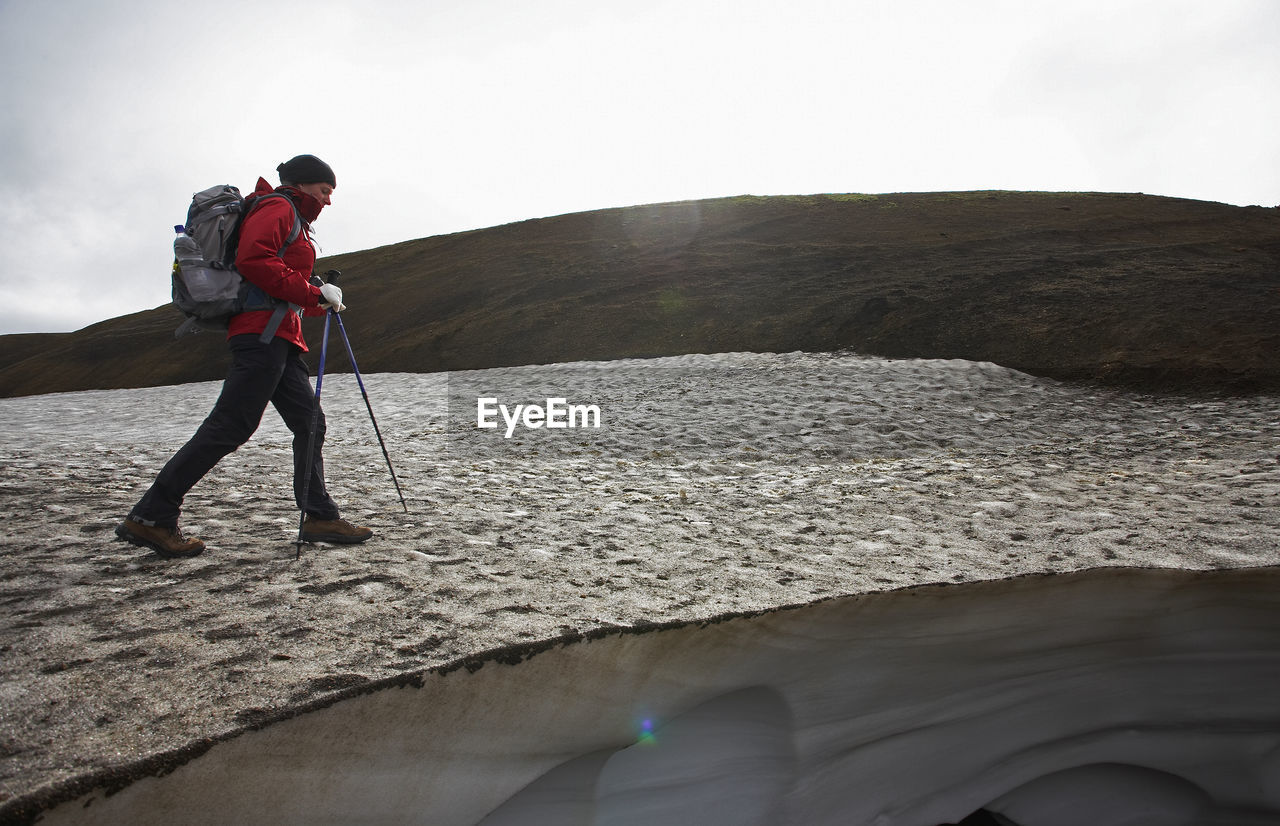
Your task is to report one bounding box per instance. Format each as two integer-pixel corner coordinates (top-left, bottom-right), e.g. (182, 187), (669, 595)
(300, 516), (373, 544)
(115, 518), (205, 558)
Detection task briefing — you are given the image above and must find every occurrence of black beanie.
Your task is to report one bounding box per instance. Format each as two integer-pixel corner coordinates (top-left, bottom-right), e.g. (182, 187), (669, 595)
(277, 154), (336, 188)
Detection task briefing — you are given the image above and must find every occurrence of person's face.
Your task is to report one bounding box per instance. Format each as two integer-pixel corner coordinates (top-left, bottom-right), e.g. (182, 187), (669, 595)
(296, 181), (334, 207)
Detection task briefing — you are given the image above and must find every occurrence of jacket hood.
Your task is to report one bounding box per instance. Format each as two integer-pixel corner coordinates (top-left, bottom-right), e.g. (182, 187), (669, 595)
(252, 177), (325, 224)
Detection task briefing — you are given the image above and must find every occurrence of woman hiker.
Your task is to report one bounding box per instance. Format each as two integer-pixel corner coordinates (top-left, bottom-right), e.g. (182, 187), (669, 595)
(116, 154), (373, 558)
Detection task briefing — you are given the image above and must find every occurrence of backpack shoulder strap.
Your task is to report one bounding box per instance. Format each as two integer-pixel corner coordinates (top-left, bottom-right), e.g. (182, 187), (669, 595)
(243, 191), (306, 344)
(246, 191), (304, 256)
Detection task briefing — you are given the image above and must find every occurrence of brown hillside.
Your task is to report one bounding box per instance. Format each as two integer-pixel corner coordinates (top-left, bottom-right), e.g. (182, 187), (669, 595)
(1, 191), (1278, 398)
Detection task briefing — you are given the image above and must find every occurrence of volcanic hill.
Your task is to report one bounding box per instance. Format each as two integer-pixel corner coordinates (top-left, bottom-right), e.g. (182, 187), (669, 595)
(1, 191), (1277, 397)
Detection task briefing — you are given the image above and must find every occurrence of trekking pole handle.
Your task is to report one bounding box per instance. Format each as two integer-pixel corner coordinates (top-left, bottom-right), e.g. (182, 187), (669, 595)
(310, 270), (342, 288)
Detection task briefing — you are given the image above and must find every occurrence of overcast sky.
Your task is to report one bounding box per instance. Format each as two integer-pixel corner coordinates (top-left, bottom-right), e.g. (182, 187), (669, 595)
(1, 0), (1277, 335)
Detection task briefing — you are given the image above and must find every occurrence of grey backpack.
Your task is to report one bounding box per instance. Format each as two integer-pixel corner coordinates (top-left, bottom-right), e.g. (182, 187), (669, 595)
(171, 184), (302, 340)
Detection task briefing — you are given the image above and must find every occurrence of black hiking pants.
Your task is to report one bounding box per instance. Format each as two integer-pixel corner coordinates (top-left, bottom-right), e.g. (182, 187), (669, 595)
(129, 334), (340, 528)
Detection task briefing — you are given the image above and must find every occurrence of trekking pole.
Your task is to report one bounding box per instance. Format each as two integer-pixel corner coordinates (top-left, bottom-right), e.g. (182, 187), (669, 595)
(325, 274), (409, 513)
(296, 302), (333, 559)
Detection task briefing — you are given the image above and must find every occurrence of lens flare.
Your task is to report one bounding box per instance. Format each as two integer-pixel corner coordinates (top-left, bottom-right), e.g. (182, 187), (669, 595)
(637, 717), (656, 745)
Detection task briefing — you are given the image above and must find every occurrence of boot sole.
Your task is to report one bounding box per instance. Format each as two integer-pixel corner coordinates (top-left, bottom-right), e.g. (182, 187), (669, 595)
(114, 522), (205, 559)
(300, 531), (373, 545)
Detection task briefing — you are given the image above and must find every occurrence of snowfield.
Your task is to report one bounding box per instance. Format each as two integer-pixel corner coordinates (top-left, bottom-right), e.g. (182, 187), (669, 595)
(1, 352), (1278, 824)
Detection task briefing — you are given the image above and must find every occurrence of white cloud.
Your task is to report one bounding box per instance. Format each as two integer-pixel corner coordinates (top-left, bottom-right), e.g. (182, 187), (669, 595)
(1, 0), (1277, 334)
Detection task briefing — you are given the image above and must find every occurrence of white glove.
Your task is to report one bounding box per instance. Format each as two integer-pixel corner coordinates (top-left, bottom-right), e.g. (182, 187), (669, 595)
(320, 283), (346, 312)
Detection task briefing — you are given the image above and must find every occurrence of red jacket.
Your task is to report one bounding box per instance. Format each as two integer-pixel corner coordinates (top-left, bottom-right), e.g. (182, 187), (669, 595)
(229, 177), (328, 350)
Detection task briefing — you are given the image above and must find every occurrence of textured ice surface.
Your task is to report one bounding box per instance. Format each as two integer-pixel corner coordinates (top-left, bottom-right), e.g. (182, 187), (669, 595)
(1, 353), (1277, 823)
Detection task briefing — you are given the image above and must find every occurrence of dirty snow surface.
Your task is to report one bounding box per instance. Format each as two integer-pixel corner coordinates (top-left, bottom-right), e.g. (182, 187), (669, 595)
(1, 351), (1278, 814)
